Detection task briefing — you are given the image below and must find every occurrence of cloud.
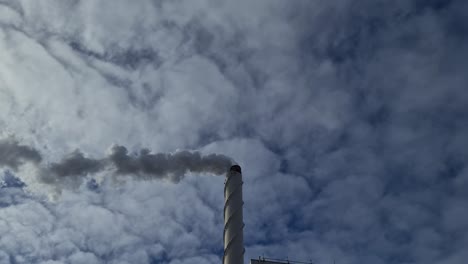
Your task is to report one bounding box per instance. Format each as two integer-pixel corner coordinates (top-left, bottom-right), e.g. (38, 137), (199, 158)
(0, 172), (225, 264)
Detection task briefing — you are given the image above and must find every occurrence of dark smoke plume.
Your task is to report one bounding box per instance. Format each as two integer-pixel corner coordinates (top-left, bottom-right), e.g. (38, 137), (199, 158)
(0, 139), (42, 169)
(109, 146), (233, 182)
(0, 139), (234, 188)
(49, 150), (106, 177)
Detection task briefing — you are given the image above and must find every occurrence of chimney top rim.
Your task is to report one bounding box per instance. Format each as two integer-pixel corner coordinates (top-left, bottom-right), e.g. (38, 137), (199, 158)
(230, 165), (242, 173)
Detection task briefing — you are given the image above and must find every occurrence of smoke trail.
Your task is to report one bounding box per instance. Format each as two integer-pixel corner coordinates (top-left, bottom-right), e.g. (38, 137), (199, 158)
(0, 139), (234, 189)
(39, 151), (108, 188)
(109, 145), (233, 182)
(0, 139), (42, 169)
(49, 150), (106, 177)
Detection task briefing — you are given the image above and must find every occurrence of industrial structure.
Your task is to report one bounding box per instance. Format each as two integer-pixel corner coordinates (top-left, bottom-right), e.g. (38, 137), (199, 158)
(250, 258), (314, 264)
(224, 165), (311, 264)
(224, 165), (244, 264)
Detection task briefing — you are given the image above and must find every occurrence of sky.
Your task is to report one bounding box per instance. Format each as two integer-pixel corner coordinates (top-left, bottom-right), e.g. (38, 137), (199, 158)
(0, 0), (468, 263)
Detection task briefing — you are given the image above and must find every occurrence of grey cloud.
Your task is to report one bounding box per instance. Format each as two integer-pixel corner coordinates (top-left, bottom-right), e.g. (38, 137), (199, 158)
(69, 41), (161, 71)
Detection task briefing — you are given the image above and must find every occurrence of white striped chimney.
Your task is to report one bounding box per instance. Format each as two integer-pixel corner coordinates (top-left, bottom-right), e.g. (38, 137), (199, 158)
(223, 165), (244, 264)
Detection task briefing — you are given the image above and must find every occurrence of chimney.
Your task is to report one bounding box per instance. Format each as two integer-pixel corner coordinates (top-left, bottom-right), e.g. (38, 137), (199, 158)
(224, 165), (244, 264)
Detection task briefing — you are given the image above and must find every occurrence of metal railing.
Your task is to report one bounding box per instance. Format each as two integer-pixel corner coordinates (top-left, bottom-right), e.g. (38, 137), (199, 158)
(251, 257), (314, 264)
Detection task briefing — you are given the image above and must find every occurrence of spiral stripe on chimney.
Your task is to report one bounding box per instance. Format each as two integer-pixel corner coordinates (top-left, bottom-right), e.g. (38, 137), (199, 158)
(223, 165), (244, 264)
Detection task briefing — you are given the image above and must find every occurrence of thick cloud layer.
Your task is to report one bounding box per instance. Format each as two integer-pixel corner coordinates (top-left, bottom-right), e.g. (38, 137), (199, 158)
(1, 0), (468, 264)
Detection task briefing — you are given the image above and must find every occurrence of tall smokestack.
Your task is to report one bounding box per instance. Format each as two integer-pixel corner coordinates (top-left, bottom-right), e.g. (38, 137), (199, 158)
(224, 165), (244, 264)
